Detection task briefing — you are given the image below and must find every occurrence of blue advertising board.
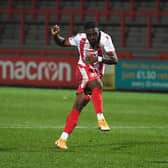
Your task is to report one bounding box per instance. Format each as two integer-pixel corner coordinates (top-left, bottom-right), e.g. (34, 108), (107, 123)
(115, 60), (168, 91)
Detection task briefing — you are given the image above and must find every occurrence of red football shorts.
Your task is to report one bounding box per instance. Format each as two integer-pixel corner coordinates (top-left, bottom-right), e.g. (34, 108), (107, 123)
(75, 64), (100, 94)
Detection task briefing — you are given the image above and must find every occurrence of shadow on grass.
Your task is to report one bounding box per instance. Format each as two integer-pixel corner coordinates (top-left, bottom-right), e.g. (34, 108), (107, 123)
(0, 140), (167, 153)
(72, 140), (168, 151)
(0, 147), (17, 152)
(0, 146), (73, 153)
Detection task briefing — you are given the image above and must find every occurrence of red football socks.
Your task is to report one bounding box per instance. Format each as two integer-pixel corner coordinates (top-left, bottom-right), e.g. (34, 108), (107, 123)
(63, 108), (80, 134)
(63, 89), (102, 134)
(92, 87), (103, 114)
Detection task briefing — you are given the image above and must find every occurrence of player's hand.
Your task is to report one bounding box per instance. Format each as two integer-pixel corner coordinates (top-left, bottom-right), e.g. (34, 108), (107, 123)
(50, 25), (60, 36)
(85, 55), (98, 64)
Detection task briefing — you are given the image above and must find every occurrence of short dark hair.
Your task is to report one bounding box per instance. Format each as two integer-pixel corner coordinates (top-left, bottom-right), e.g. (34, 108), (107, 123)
(84, 21), (98, 30)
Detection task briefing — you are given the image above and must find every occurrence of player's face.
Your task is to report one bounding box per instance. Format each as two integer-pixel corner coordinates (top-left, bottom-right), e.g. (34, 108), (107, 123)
(86, 27), (100, 47)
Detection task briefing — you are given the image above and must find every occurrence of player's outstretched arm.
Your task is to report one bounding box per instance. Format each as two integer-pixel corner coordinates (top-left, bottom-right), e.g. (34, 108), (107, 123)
(50, 25), (71, 47)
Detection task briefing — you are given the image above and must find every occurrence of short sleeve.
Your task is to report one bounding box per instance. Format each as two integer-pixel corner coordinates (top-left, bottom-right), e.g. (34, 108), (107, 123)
(103, 35), (116, 53)
(68, 34), (81, 47)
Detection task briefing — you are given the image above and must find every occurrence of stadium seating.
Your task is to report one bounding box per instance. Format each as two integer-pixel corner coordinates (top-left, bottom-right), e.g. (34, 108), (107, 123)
(0, 0), (168, 59)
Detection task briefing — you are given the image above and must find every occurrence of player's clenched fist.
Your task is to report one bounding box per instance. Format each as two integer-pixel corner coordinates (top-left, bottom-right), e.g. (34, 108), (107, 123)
(50, 25), (60, 35)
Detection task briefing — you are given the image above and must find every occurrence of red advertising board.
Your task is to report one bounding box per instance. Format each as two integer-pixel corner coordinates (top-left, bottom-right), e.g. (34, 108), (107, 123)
(0, 56), (78, 88)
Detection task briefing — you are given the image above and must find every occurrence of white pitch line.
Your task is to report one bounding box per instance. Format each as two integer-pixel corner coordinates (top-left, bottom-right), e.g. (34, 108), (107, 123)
(0, 125), (168, 129)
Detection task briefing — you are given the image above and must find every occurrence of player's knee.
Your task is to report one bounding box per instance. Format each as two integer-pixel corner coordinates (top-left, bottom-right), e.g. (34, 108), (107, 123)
(92, 81), (103, 91)
(87, 79), (103, 91)
(73, 104), (85, 112)
(73, 95), (89, 112)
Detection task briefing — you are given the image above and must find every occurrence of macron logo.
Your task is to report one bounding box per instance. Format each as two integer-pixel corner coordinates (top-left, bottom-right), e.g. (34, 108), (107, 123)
(0, 61), (71, 81)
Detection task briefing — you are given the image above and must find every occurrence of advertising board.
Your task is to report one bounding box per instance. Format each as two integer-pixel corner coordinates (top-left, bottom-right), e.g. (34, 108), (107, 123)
(0, 56), (77, 88)
(115, 60), (168, 91)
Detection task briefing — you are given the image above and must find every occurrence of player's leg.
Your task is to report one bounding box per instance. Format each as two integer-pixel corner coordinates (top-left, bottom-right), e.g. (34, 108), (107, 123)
(63, 92), (90, 133)
(55, 92), (90, 150)
(86, 79), (110, 131)
(55, 64), (92, 150)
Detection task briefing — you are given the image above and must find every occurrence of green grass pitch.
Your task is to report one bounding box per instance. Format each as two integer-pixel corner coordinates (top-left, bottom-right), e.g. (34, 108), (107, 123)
(0, 87), (168, 168)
